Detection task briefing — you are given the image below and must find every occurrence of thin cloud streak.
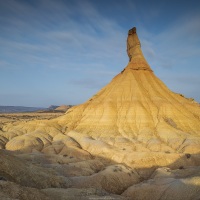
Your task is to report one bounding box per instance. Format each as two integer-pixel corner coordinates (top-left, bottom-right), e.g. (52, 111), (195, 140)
(0, 0), (127, 73)
(147, 14), (200, 69)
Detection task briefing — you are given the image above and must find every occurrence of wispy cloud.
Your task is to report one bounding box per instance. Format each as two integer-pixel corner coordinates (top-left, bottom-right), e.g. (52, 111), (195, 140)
(0, 0), (200, 105)
(70, 78), (105, 90)
(143, 13), (200, 69)
(0, 0), (128, 75)
(137, 10), (200, 102)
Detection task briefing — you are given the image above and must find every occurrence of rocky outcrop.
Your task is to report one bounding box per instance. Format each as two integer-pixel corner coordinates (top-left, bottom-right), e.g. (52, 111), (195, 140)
(55, 105), (73, 112)
(0, 150), (71, 188)
(122, 167), (200, 200)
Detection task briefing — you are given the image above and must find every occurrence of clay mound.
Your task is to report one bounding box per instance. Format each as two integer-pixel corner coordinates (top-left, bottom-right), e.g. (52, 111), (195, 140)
(55, 105), (73, 112)
(122, 166), (200, 200)
(0, 180), (51, 200)
(42, 188), (125, 200)
(0, 150), (71, 189)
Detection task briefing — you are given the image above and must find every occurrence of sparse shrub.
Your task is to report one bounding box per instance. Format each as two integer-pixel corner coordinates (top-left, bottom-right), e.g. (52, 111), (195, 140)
(128, 173), (131, 176)
(69, 156), (73, 159)
(185, 153), (191, 159)
(121, 69), (125, 74)
(95, 169), (100, 173)
(122, 148), (126, 150)
(139, 177), (145, 182)
(63, 154), (68, 157)
(113, 169), (118, 172)
(0, 176), (7, 181)
(179, 166), (184, 169)
(165, 151), (170, 154)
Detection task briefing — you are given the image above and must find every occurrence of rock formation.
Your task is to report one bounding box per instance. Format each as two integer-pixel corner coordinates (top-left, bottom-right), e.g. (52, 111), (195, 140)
(0, 27), (200, 199)
(55, 105), (73, 112)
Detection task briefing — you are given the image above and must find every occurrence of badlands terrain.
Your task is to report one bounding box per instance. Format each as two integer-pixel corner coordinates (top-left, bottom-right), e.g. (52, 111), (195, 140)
(0, 27), (200, 199)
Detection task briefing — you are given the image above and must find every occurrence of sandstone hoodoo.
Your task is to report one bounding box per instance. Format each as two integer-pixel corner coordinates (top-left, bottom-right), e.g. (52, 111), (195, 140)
(1, 27), (200, 199)
(56, 27), (200, 154)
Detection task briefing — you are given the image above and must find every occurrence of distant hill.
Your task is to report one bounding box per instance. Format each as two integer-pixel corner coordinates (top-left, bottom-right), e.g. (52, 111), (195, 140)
(0, 105), (74, 113)
(37, 105), (73, 113)
(47, 105), (59, 110)
(0, 106), (45, 113)
(55, 105), (73, 112)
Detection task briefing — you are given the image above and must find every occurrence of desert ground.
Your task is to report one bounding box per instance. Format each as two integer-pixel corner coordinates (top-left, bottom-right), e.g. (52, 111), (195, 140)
(0, 112), (63, 124)
(1, 111), (200, 200)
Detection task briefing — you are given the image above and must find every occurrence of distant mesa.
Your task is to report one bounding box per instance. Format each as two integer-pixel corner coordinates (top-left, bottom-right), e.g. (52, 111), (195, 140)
(55, 105), (73, 112)
(47, 105), (59, 110)
(0, 105), (73, 113)
(0, 106), (45, 113)
(43, 105), (73, 113)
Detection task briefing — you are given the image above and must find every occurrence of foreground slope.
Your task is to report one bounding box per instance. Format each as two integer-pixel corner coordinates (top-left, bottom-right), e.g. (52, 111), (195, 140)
(0, 27), (200, 199)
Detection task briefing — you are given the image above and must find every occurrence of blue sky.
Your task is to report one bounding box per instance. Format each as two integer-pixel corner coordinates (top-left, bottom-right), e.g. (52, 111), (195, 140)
(0, 0), (200, 107)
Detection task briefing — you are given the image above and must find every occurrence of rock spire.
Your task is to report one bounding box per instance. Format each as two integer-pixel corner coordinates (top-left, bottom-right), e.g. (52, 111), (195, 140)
(126, 27), (152, 71)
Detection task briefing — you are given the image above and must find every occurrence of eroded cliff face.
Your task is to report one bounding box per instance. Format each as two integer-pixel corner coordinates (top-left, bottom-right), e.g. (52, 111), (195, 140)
(0, 27), (200, 200)
(53, 27), (200, 157)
